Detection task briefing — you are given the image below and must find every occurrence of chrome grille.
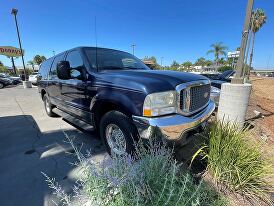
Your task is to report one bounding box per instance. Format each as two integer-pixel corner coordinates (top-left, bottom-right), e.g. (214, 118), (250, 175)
(179, 83), (211, 115)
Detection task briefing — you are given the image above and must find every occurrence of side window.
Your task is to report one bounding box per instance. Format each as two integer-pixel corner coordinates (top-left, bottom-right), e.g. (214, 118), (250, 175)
(65, 51), (84, 79)
(66, 51), (84, 70)
(38, 58), (53, 80)
(49, 54), (65, 80)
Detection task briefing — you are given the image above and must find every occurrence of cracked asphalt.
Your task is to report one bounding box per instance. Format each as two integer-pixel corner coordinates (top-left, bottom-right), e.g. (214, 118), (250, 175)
(0, 85), (107, 206)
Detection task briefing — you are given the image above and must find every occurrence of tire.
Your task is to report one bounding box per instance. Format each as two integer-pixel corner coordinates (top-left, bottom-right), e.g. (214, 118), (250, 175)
(0, 82), (4, 89)
(100, 111), (139, 155)
(43, 95), (57, 117)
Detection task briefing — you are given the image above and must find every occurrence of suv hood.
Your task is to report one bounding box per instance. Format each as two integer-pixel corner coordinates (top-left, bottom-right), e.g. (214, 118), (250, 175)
(94, 70), (209, 94)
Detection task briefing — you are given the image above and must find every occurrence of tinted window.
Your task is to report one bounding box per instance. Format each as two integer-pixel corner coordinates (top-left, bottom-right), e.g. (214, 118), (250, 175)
(38, 58), (53, 80)
(84, 48), (150, 71)
(49, 54), (65, 80)
(66, 51), (84, 70)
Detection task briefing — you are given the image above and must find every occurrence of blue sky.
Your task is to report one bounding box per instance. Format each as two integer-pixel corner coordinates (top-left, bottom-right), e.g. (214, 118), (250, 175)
(1, 0), (273, 69)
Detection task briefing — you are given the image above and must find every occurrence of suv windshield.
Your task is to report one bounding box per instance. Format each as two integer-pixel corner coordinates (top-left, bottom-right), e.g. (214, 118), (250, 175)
(84, 48), (150, 71)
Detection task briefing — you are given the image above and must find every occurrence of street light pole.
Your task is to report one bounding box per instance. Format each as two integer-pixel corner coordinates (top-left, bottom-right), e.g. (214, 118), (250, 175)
(131, 44), (136, 55)
(232, 0), (254, 84)
(161, 57), (164, 67)
(11, 8), (27, 80)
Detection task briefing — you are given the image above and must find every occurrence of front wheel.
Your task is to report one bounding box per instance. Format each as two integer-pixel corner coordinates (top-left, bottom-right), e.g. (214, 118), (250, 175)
(43, 95), (57, 117)
(100, 111), (139, 155)
(0, 82), (4, 89)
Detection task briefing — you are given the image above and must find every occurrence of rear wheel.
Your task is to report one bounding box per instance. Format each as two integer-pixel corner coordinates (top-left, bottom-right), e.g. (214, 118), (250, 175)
(0, 82), (4, 89)
(100, 111), (139, 155)
(43, 95), (57, 117)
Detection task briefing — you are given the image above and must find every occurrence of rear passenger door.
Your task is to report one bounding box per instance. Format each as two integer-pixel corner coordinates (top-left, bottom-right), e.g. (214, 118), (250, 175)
(60, 50), (91, 121)
(47, 53), (65, 106)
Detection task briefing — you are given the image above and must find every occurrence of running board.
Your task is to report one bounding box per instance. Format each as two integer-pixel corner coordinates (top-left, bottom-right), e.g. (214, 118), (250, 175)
(52, 108), (94, 131)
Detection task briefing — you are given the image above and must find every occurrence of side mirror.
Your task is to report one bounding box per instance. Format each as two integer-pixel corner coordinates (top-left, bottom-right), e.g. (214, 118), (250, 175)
(57, 61), (71, 80)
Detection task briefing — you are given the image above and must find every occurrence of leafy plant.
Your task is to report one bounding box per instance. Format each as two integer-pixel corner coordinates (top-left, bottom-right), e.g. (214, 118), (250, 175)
(44, 134), (226, 206)
(207, 42), (228, 65)
(217, 66), (233, 73)
(192, 121), (273, 204)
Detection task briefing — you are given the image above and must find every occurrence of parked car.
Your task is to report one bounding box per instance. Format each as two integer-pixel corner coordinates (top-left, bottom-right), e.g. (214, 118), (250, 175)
(0, 73), (21, 85)
(29, 72), (39, 84)
(0, 75), (13, 89)
(37, 47), (215, 155)
(202, 70), (235, 89)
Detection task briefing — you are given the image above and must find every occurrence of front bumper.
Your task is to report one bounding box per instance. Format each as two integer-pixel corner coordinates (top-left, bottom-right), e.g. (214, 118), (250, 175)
(132, 100), (215, 143)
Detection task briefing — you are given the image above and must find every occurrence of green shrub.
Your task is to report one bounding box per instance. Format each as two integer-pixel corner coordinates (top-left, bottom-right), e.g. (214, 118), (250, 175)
(217, 66), (233, 73)
(192, 121), (272, 203)
(44, 135), (226, 206)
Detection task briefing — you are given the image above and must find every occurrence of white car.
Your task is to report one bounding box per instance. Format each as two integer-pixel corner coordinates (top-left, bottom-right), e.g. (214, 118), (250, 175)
(29, 72), (38, 84)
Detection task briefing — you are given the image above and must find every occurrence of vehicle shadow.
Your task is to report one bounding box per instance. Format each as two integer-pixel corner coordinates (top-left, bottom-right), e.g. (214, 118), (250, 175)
(0, 115), (107, 206)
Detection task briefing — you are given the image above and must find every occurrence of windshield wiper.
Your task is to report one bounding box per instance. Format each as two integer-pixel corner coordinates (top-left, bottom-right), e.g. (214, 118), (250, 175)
(99, 66), (124, 70)
(123, 66), (145, 70)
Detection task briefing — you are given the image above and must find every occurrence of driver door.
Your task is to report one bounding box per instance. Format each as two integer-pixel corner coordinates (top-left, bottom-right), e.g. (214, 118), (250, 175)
(60, 50), (91, 122)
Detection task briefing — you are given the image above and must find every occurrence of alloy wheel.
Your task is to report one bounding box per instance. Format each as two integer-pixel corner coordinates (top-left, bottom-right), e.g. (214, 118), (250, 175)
(105, 123), (127, 155)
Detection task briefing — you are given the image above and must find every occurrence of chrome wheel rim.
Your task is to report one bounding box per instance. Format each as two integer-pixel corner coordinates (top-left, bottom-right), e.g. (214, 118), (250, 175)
(105, 124), (126, 155)
(45, 98), (51, 113)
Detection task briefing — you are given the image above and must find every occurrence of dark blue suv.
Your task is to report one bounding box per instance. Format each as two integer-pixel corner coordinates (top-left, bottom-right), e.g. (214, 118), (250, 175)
(37, 47), (215, 155)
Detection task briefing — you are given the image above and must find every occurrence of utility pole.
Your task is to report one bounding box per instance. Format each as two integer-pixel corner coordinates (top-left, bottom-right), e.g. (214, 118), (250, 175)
(11, 8), (27, 81)
(217, 0), (253, 129)
(161, 57), (164, 67)
(10, 57), (16, 75)
(232, 0), (254, 84)
(131, 44), (136, 55)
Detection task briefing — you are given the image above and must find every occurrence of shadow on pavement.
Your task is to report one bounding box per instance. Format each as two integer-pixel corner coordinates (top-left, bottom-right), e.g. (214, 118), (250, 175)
(0, 115), (106, 206)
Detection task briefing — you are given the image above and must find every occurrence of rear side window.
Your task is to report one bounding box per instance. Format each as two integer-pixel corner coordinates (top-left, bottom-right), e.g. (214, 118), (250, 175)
(38, 58), (53, 80)
(48, 53), (65, 80)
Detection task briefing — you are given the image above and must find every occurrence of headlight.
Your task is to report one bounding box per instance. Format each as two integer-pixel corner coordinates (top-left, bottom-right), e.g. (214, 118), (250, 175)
(211, 86), (220, 94)
(143, 91), (176, 117)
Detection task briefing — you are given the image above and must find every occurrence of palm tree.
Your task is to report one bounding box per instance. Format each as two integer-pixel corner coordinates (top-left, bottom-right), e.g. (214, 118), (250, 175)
(182, 61), (193, 71)
(207, 42), (228, 66)
(249, 9), (267, 70)
(27, 60), (35, 70)
(195, 57), (206, 67)
(33, 55), (46, 65)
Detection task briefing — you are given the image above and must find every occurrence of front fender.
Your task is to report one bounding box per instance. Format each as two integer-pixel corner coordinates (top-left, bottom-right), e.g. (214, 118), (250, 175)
(90, 88), (146, 116)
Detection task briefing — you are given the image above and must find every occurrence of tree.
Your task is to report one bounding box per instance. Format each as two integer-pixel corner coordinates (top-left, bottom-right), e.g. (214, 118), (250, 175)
(195, 57), (206, 66)
(181, 61), (192, 70)
(207, 42), (228, 65)
(249, 9), (267, 71)
(142, 56), (160, 69)
(205, 60), (213, 67)
(33, 55), (46, 65)
(219, 58), (227, 66)
(218, 66), (233, 73)
(170, 60), (180, 69)
(27, 60), (35, 70)
(0, 61), (3, 66)
(143, 56), (157, 64)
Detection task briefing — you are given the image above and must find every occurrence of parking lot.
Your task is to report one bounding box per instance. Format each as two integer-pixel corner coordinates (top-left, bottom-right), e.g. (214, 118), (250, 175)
(0, 85), (107, 206)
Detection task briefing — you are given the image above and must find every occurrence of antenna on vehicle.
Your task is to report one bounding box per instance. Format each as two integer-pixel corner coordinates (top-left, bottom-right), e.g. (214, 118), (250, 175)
(95, 16), (98, 72)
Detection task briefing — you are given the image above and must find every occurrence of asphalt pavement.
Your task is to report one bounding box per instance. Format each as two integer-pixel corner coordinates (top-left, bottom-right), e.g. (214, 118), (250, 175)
(0, 85), (107, 206)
